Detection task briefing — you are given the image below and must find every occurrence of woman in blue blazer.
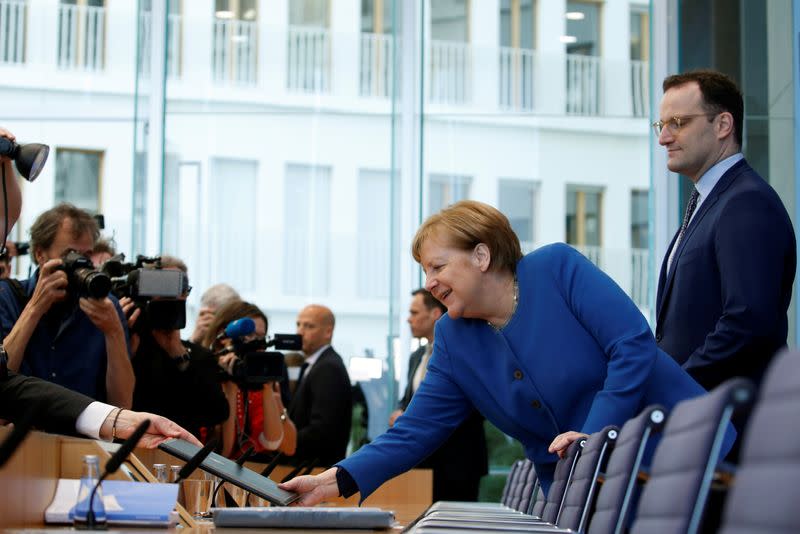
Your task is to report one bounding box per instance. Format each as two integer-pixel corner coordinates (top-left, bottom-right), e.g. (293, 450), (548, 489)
(282, 200), (732, 503)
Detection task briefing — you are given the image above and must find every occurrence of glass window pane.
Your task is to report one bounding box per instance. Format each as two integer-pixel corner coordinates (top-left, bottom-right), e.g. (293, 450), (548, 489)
(429, 174), (471, 215)
(290, 0), (329, 27)
(566, 1), (600, 55)
(431, 0), (468, 42)
(358, 170), (391, 298)
(54, 149), (101, 213)
(498, 179), (537, 252)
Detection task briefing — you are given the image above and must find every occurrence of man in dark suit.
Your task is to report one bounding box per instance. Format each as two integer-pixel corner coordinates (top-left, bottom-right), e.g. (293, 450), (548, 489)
(389, 289), (488, 502)
(654, 70), (796, 392)
(288, 304), (352, 466)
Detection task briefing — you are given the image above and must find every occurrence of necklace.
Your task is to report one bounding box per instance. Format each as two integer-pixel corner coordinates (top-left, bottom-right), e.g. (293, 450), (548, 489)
(488, 276), (519, 330)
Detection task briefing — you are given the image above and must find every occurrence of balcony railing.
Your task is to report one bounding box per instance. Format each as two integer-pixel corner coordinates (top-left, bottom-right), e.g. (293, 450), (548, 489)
(212, 18), (257, 85)
(287, 25), (331, 93)
(138, 11), (182, 80)
(498, 46), (535, 111)
(573, 245), (650, 312)
(429, 40), (471, 105)
(566, 54), (602, 115)
(0, 0), (25, 65)
(58, 3), (104, 71)
(360, 32), (395, 99)
(630, 59), (649, 118)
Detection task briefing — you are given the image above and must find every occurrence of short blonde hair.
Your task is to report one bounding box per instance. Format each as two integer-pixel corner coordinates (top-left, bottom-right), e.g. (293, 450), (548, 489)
(411, 200), (522, 273)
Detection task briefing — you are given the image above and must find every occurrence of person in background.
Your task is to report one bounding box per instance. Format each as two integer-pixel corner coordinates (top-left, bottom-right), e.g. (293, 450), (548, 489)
(288, 304), (352, 467)
(281, 200), (733, 505)
(122, 255), (228, 440)
(389, 288), (488, 502)
(89, 238), (116, 268)
(203, 300), (296, 460)
(0, 125), (198, 449)
(190, 283), (241, 345)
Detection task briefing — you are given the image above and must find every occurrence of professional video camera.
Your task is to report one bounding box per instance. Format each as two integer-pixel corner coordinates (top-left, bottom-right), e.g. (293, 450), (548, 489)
(60, 251), (111, 299)
(102, 254), (189, 331)
(216, 318), (302, 390)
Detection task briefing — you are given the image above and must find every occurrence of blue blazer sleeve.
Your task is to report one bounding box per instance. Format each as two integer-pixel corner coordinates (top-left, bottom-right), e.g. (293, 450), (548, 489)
(550, 245), (658, 434)
(337, 331), (472, 501)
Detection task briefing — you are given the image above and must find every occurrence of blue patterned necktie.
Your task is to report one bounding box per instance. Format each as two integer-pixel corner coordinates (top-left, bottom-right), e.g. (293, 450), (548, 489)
(667, 188), (700, 273)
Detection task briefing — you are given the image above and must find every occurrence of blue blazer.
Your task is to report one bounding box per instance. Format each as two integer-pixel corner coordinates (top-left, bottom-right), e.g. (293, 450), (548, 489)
(656, 159), (796, 391)
(339, 244), (728, 498)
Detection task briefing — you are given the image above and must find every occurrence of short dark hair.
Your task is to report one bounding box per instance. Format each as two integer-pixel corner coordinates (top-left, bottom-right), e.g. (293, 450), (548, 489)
(663, 69), (744, 146)
(412, 288), (447, 315)
(92, 238), (116, 256)
(29, 203), (99, 265)
(202, 299), (268, 350)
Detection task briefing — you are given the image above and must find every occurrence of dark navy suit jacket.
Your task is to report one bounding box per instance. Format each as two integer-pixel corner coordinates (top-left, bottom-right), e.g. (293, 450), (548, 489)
(656, 159), (796, 391)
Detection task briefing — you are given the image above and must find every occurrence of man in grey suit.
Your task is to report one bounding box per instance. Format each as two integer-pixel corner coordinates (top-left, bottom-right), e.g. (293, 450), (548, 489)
(389, 289), (488, 502)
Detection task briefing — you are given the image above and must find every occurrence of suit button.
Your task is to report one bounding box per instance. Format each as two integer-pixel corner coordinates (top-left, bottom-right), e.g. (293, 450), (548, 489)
(655, 333), (663, 342)
(513, 369), (523, 380)
(530, 399), (542, 409)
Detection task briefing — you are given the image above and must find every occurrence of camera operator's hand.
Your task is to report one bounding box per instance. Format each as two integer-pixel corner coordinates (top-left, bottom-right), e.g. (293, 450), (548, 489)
(28, 258), (68, 314)
(190, 306), (215, 343)
(80, 296), (125, 336)
(119, 296), (141, 330)
(0, 127), (15, 163)
(218, 353), (238, 376)
(151, 329), (187, 363)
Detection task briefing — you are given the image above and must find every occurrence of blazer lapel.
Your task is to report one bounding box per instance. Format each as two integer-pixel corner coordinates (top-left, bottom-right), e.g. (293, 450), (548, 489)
(657, 160), (748, 320)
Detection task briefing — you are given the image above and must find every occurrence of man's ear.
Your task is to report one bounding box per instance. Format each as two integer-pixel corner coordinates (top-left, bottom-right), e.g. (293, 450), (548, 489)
(473, 243), (491, 272)
(717, 111), (734, 140)
(431, 307), (443, 320)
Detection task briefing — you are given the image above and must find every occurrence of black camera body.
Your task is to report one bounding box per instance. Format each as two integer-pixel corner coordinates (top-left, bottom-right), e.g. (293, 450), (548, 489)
(102, 254), (189, 331)
(60, 251), (111, 299)
(223, 334), (302, 390)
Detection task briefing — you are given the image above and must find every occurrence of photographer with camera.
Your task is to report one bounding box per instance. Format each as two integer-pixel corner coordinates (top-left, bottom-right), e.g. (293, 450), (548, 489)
(0, 203), (134, 407)
(116, 255), (229, 439)
(202, 300), (296, 460)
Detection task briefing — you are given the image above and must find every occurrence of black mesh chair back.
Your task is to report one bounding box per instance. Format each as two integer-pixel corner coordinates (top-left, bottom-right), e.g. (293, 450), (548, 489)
(500, 459), (524, 505)
(631, 378), (754, 534)
(529, 478), (546, 517)
(719, 349), (800, 534)
(588, 405), (666, 534)
(515, 460), (539, 512)
(539, 437), (585, 524)
(557, 425), (619, 531)
(505, 459), (534, 511)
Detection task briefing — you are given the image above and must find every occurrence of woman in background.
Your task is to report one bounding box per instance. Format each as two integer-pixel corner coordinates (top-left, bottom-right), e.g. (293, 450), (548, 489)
(203, 300), (296, 459)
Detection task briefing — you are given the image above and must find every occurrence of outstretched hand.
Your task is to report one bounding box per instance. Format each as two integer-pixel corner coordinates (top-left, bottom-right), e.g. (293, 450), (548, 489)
(278, 467), (341, 507)
(548, 431), (588, 459)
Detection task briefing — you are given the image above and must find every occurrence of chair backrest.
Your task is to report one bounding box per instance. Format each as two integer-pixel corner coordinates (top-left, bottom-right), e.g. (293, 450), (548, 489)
(505, 459), (534, 510)
(500, 459), (524, 505)
(539, 437), (585, 524)
(588, 405), (666, 534)
(515, 460), (539, 512)
(719, 349), (800, 534)
(557, 425), (619, 531)
(631, 378), (754, 534)
(530, 479), (546, 518)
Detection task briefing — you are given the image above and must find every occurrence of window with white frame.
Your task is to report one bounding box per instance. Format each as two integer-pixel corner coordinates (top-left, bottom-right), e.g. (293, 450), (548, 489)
(566, 186), (603, 247)
(428, 173), (471, 215)
(55, 148), (102, 213)
(58, 0), (106, 71)
(631, 189), (649, 250)
(498, 0), (536, 109)
(283, 163), (331, 296)
(499, 179), (538, 253)
(209, 158), (258, 292)
(357, 169), (391, 298)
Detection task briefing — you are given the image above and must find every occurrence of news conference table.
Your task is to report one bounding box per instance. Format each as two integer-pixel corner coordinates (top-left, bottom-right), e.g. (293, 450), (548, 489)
(0, 428), (432, 531)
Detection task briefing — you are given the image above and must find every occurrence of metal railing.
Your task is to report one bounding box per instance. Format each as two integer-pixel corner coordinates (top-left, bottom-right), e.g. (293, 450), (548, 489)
(287, 25), (331, 93)
(0, 0), (25, 65)
(498, 46), (535, 111)
(212, 18), (257, 85)
(429, 39), (471, 105)
(630, 59), (649, 118)
(359, 32), (395, 99)
(572, 245), (650, 311)
(138, 11), (182, 79)
(566, 54), (602, 115)
(57, 3), (105, 71)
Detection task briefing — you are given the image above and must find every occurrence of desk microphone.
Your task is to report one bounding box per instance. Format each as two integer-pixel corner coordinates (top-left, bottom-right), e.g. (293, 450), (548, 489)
(173, 438), (218, 484)
(0, 405), (39, 468)
(85, 419), (150, 529)
(259, 452), (284, 478)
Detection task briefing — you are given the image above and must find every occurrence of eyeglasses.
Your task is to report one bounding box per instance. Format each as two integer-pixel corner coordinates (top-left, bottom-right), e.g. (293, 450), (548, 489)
(651, 113), (717, 136)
